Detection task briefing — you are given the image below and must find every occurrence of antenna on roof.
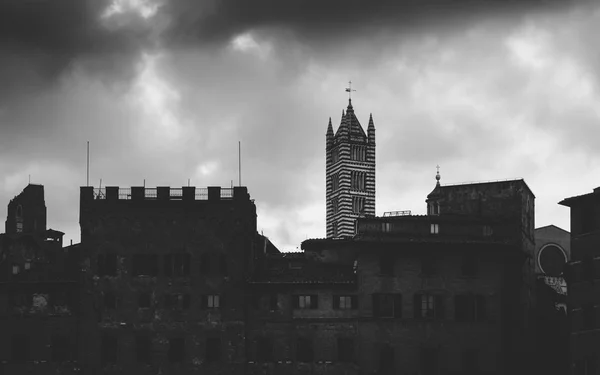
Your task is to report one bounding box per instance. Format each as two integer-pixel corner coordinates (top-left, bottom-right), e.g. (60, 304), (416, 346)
(188, 178), (190, 187)
(99, 179), (102, 189)
(143, 179), (145, 188)
(29, 175), (30, 184)
(86, 141), (90, 187)
(238, 141), (242, 187)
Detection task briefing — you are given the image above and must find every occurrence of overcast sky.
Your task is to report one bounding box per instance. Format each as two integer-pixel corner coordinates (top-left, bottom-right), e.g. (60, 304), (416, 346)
(1, 0), (599, 250)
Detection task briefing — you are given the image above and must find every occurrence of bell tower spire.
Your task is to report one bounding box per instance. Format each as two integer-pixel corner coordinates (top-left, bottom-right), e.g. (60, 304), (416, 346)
(326, 83), (376, 238)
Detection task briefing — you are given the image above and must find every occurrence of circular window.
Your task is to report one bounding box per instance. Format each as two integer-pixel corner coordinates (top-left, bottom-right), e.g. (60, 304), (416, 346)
(538, 244), (567, 277)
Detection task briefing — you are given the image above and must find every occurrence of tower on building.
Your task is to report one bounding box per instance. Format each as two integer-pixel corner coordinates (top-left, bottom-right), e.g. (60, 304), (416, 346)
(326, 89), (375, 238)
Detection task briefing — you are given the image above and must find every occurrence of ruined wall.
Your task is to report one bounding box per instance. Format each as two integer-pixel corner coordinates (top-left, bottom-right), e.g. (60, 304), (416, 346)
(78, 186), (256, 375)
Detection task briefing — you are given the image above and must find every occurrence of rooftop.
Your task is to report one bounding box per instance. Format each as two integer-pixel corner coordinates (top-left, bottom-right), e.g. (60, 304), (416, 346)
(82, 186), (251, 202)
(559, 186), (600, 207)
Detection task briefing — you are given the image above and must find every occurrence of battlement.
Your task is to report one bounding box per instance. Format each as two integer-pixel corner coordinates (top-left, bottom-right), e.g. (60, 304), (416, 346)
(80, 186), (251, 202)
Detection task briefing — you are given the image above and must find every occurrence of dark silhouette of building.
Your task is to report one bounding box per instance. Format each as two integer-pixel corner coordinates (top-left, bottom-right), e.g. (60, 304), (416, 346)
(560, 187), (600, 374)
(0, 184), (81, 374)
(326, 99), (375, 238)
(533, 225), (569, 375)
(78, 185), (257, 374)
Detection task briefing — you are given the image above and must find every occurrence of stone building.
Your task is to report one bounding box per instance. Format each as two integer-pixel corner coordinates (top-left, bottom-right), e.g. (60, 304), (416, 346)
(77, 185), (257, 375)
(560, 187), (600, 375)
(0, 184), (81, 374)
(326, 99), (375, 238)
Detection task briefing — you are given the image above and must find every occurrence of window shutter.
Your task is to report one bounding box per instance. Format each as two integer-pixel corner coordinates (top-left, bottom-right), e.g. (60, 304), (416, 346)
(435, 295), (445, 319)
(413, 294), (421, 318)
(293, 296), (300, 309)
(372, 294), (380, 317)
(476, 295), (486, 321)
(183, 254), (190, 276)
(220, 255), (228, 276)
(351, 295), (358, 310)
(310, 295), (318, 309)
(98, 254), (105, 275)
(164, 255), (172, 277)
(394, 294), (403, 318)
(333, 295), (340, 309)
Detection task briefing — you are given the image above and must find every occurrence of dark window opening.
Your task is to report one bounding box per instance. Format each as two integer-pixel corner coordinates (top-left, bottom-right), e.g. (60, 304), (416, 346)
(103, 291), (116, 310)
(269, 294), (278, 311)
(337, 338), (354, 362)
(583, 304), (596, 330)
(136, 336), (152, 363)
(11, 335), (29, 363)
(293, 295), (318, 309)
(379, 344), (394, 373)
(98, 253), (117, 276)
(420, 347), (439, 375)
(256, 338), (273, 362)
(168, 338), (185, 363)
(200, 253), (210, 274)
(164, 294), (191, 309)
(353, 196), (365, 214)
(101, 335), (118, 364)
(206, 338), (221, 362)
(132, 254), (158, 277)
(463, 349), (479, 374)
(455, 294), (486, 322)
(380, 254), (394, 276)
(421, 255), (437, 276)
(138, 293), (151, 308)
(164, 254), (190, 277)
(297, 338), (314, 362)
(333, 295), (358, 310)
(51, 335), (70, 362)
(219, 254), (228, 276)
(373, 293), (402, 318)
(414, 294), (444, 320)
(461, 252), (478, 277)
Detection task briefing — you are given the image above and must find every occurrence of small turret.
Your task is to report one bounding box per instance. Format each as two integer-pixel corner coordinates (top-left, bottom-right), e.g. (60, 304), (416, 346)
(368, 113), (375, 144)
(326, 117), (334, 149)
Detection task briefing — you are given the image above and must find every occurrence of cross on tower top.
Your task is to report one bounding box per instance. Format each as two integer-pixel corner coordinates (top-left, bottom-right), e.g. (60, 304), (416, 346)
(345, 81), (356, 100)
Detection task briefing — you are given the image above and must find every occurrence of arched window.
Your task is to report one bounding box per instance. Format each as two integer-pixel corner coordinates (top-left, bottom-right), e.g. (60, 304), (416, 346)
(16, 205), (23, 219)
(16, 205), (23, 233)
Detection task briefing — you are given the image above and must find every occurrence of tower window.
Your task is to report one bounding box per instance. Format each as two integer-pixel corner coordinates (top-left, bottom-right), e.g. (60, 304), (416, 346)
(351, 171), (366, 191)
(332, 148), (340, 164)
(332, 199), (339, 214)
(351, 145), (366, 161)
(332, 173), (340, 191)
(352, 197), (365, 214)
(332, 220), (338, 237)
(430, 223), (439, 234)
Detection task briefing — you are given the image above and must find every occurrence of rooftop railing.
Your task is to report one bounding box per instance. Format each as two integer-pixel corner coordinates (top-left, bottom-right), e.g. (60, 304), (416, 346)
(383, 210), (411, 217)
(92, 187), (238, 201)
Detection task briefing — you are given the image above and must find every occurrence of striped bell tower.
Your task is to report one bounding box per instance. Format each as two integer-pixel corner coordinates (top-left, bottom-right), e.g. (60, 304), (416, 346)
(326, 93), (375, 238)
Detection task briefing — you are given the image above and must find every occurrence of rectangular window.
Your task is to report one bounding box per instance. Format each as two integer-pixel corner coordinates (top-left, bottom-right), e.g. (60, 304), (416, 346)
(461, 252), (477, 277)
(51, 335), (70, 362)
(332, 148), (340, 164)
(164, 294), (191, 309)
(12, 335), (29, 363)
(294, 295), (318, 309)
(583, 304), (595, 329)
(206, 338), (221, 362)
(414, 294), (444, 320)
(104, 291), (116, 310)
(333, 295), (357, 310)
(206, 295), (220, 309)
(16, 221), (23, 233)
(430, 223), (439, 234)
(168, 338), (185, 363)
(331, 198), (339, 215)
(98, 253), (117, 276)
(101, 335), (118, 364)
(138, 293), (151, 308)
(455, 294), (487, 322)
(332, 221), (338, 237)
(136, 336), (152, 363)
(372, 293), (402, 318)
(337, 338), (354, 362)
(256, 338), (273, 362)
(463, 349), (479, 374)
(421, 255), (437, 276)
(380, 254), (394, 276)
(131, 254), (158, 277)
(352, 197), (365, 214)
(382, 222), (391, 232)
(351, 171), (366, 191)
(483, 225), (493, 236)
(420, 347), (439, 375)
(164, 254), (190, 277)
(332, 174), (340, 191)
(269, 294), (278, 311)
(379, 344), (394, 372)
(297, 338), (314, 362)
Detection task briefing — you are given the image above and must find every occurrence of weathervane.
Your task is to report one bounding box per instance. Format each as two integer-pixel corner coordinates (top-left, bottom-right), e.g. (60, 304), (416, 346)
(345, 81), (356, 100)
